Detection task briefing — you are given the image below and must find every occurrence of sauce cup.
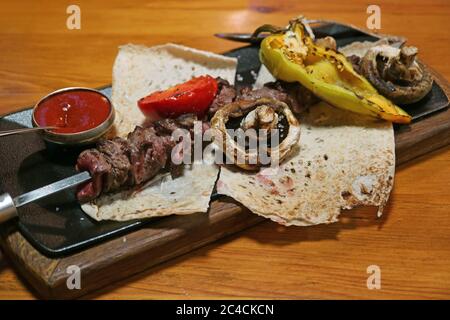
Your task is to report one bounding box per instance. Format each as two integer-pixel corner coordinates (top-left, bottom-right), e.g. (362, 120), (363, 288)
(32, 87), (115, 145)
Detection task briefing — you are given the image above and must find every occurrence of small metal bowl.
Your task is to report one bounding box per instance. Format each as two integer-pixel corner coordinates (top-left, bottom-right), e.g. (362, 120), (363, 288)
(32, 87), (115, 145)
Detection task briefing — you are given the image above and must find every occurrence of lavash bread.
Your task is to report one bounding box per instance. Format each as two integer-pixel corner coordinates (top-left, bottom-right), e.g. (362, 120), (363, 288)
(216, 65), (395, 226)
(81, 152), (219, 221)
(112, 43), (237, 137)
(81, 43), (237, 221)
(339, 39), (394, 58)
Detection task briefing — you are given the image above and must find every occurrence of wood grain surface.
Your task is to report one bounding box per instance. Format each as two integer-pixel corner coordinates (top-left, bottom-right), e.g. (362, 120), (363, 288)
(0, 0), (449, 299)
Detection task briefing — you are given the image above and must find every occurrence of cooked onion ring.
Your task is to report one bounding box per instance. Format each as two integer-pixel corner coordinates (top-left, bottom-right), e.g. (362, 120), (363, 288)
(211, 98), (300, 170)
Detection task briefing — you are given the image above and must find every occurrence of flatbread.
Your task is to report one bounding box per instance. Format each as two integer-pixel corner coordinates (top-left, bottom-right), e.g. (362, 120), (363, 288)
(216, 66), (395, 226)
(81, 43), (237, 221)
(338, 39), (392, 58)
(82, 153), (218, 221)
(112, 43), (238, 137)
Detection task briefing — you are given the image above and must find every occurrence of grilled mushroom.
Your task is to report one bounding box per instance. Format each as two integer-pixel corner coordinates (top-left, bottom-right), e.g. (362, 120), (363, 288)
(240, 105), (279, 131)
(211, 98), (300, 170)
(360, 44), (433, 104)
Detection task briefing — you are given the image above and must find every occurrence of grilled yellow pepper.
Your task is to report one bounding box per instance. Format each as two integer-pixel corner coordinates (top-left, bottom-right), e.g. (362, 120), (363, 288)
(258, 18), (412, 123)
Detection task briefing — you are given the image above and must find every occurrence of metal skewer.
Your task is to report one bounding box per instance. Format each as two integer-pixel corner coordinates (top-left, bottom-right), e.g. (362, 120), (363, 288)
(0, 169), (174, 224)
(0, 171), (91, 223)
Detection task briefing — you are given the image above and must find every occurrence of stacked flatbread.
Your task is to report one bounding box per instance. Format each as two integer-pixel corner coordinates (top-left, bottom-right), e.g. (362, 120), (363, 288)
(81, 44), (237, 221)
(112, 43), (237, 137)
(216, 65), (395, 226)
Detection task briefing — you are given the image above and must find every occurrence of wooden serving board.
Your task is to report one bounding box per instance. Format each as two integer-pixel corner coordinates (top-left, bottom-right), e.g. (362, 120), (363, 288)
(1, 67), (449, 299)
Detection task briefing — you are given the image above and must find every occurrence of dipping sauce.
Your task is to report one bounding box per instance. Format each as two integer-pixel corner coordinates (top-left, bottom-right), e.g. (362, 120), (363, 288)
(33, 89), (111, 134)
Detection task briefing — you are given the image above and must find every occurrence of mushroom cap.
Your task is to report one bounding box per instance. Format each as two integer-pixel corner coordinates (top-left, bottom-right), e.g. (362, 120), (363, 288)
(360, 45), (433, 105)
(211, 98), (301, 170)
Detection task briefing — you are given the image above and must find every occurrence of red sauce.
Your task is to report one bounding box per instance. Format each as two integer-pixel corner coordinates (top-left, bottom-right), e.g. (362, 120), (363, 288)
(34, 90), (111, 134)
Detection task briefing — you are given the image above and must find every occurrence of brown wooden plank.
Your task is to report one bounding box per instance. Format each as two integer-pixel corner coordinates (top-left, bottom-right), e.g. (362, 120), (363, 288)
(1, 199), (264, 298)
(1, 68), (448, 299)
(395, 66), (450, 165)
(2, 116), (449, 299)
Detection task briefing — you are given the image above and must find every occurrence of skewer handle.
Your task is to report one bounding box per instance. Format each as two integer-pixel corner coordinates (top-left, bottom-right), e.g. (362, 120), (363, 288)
(0, 193), (18, 224)
(0, 126), (58, 137)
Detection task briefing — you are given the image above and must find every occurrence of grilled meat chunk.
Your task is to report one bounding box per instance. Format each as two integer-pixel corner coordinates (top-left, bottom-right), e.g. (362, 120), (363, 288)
(97, 137), (131, 192)
(208, 78), (237, 117)
(76, 115), (198, 202)
(127, 126), (174, 185)
(76, 149), (112, 203)
(242, 81), (318, 115)
(207, 77), (317, 117)
(239, 85), (288, 102)
(154, 113), (198, 136)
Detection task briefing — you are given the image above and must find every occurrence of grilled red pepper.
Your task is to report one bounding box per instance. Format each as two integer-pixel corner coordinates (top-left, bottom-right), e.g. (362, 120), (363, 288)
(138, 75), (218, 118)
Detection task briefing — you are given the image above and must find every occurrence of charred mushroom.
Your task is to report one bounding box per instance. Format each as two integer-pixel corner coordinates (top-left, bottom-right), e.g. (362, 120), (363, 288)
(360, 44), (433, 104)
(240, 105), (279, 131)
(211, 98), (300, 170)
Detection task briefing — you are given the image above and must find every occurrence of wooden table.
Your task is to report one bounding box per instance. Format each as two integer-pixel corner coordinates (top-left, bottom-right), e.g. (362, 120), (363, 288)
(0, 0), (449, 299)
